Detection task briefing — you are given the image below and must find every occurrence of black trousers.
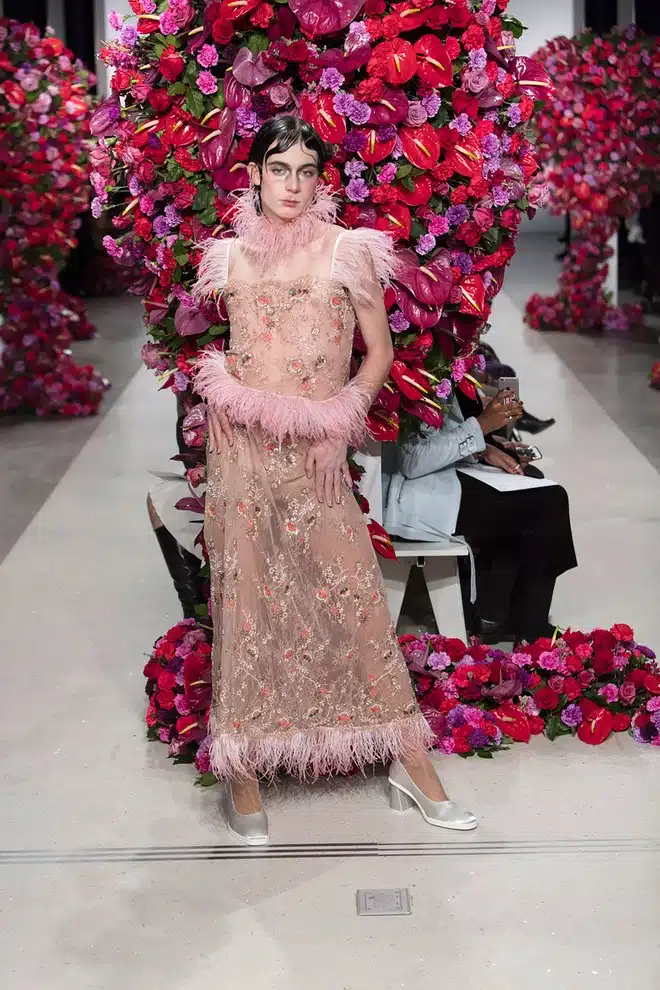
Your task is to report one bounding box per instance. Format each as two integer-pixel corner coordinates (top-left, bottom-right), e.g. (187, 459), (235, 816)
(456, 474), (577, 641)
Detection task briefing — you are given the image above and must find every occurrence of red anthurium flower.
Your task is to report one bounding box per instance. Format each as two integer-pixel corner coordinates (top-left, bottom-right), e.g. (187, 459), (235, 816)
(366, 406), (400, 441)
(213, 156), (250, 191)
(289, 0), (366, 36)
(397, 251), (453, 307)
(223, 68), (251, 109)
(612, 713), (631, 733)
(375, 203), (412, 240)
(450, 132), (484, 178)
(390, 359), (435, 401)
(458, 274), (487, 317)
(368, 519), (397, 559)
(367, 39), (417, 85)
(395, 174), (433, 206)
(513, 56), (554, 100)
(321, 162), (342, 192)
(403, 398), (444, 429)
(395, 284), (441, 328)
(457, 377), (477, 401)
(368, 86), (410, 125)
(301, 92), (347, 143)
(221, 0), (261, 19)
(159, 45), (185, 83)
(356, 126), (397, 164)
(395, 329), (433, 362)
(491, 702), (531, 743)
(414, 34), (453, 88)
(577, 705), (614, 745)
(200, 108), (236, 170)
(164, 110), (199, 148)
(399, 123), (441, 170)
(232, 46), (278, 87)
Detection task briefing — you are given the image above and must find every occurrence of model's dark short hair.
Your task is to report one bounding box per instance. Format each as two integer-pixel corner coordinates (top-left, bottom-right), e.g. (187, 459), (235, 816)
(249, 115), (331, 172)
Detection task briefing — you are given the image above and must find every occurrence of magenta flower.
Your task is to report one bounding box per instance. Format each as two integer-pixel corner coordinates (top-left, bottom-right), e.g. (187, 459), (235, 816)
(160, 11), (178, 34)
(561, 704), (583, 728)
(378, 163), (397, 184)
(451, 359), (467, 382)
(197, 70), (218, 95)
(389, 310), (410, 333)
(416, 233), (436, 255)
(428, 215), (450, 236)
(108, 9), (122, 30)
(197, 44), (219, 68)
(102, 235), (123, 260)
(421, 92), (441, 117)
(598, 683), (619, 704)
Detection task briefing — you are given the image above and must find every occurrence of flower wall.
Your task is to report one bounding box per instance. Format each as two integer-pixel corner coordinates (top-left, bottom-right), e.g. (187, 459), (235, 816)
(524, 27), (660, 334)
(96, 0), (552, 451)
(0, 19), (109, 417)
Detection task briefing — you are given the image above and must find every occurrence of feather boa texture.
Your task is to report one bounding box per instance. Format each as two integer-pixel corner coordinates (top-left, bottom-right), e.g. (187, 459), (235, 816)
(194, 349), (372, 447)
(231, 184), (337, 273)
(331, 227), (398, 306)
(192, 236), (232, 302)
(208, 713), (436, 781)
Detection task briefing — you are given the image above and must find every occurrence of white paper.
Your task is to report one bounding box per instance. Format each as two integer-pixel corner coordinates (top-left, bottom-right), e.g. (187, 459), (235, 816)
(457, 463), (558, 492)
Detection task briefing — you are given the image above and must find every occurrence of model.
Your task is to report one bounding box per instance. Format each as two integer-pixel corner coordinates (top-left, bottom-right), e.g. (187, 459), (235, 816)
(192, 115), (476, 845)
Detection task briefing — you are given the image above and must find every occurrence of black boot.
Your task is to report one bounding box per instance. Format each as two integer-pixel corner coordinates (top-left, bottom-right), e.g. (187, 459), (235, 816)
(153, 525), (204, 618)
(517, 410), (556, 435)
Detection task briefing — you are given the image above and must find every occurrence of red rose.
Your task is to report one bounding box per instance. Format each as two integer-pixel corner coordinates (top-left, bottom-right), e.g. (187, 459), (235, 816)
(528, 672), (542, 689)
(250, 3), (274, 27)
(212, 18), (235, 43)
(528, 715), (545, 735)
(452, 725), (474, 754)
(134, 218), (153, 240)
(149, 88), (172, 113)
(111, 69), (133, 92)
(450, 185), (468, 205)
(563, 677), (582, 701)
(592, 648), (615, 676)
(457, 221), (482, 246)
(424, 686), (447, 710)
(137, 17), (160, 33)
(644, 674), (660, 695)
(159, 45), (185, 82)
(355, 77), (385, 102)
(156, 640), (177, 661)
(143, 659), (162, 680)
(445, 37), (461, 60)
(612, 713), (631, 732)
(448, 5), (471, 27)
(467, 644), (489, 662)
(442, 637), (468, 661)
(146, 697), (158, 727)
(592, 629), (616, 650)
(156, 688), (176, 710)
(611, 623), (634, 642)
(629, 667), (650, 688)
(500, 208), (522, 230)
(453, 89), (479, 119)
(534, 687), (560, 711)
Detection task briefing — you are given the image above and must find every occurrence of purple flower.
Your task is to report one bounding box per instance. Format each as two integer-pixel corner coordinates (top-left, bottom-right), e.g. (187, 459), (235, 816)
(378, 162), (397, 184)
(197, 44), (219, 68)
(348, 100), (371, 126)
(416, 233), (436, 255)
(108, 9), (123, 30)
(102, 235), (123, 260)
(346, 177), (370, 202)
(483, 271), (494, 289)
(451, 251), (473, 275)
(139, 194), (156, 216)
(346, 21), (370, 47)
(160, 11), (178, 35)
(474, 353), (486, 373)
(598, 683), (619, 704)
(428, 651), (451, 671)
(197, 70), (218, 96)
(647, 697), (660, 713)
(128, 175), (141, 197)
(153, 216), (172, 238)
(344, 159), (367, 179)
(469, 47), (487, 71)
(377, 124), (397, 142)
(492, 184), (510, 207)
(500, 133), (512, 152)
(91, 197), (103, 219)
(482, 133), (500, 157)
(449, 113), (472, 136)
(421, 92), (441, 117)
(389, 310), (410, 333)
(469, 729), (490, 748)
(446, 707), (466, 729)
(333, 92), (354, 115)
(173, 370), (190, 393)
(120, 23), (137, 47)
(561, 704), (583, 728)
(446, 205), (469, 227)
(435, 378), (452, 399)
(343, 131), (367, 152)
(507, 104), (522, 127)
(320, 67), (345, 92)
(452, 358), (467, 382)
(165, 204), (182, 228)
(236, 107), (260, 136)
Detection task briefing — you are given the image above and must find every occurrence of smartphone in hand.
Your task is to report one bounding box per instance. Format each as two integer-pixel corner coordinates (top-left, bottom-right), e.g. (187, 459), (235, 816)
(497, 376), (520, 402)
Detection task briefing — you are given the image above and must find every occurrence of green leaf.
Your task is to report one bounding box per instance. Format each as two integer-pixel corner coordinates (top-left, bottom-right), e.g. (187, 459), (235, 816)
(247, 32), (270, 54)
(185, 87), (206, 120)
(476, 750), (494, 759)
(199, 205), (219, 226)
(194, 186), (214, 211)
(401, 176), (415, 192)
(211, 91), (226, 110)
(411, 218), (426, 240)
(195, 772), (219, 787)
(173, 249), (189, 266)
(194, 602), (209, 618)
(208, 324), (229, 337)
(168, 81), (187, 96)
(502, 16), (526, 39)
(172, 753), (196, 765)
(396, 163), (412, 179)
(516, 196), (529, 211)
(146, 725), (159, 741)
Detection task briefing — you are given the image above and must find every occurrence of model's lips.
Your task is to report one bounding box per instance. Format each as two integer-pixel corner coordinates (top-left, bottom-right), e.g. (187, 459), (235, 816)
(281, 199), (299, 207)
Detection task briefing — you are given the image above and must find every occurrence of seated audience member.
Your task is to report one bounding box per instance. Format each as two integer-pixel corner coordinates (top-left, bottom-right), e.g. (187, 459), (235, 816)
(382, 387), (577, 645)
(477, 342), (555, 435)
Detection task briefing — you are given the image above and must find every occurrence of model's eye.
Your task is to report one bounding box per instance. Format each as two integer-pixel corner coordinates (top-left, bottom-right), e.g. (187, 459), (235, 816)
(272, 167), (287, 176)
(300, 170), (317, 179)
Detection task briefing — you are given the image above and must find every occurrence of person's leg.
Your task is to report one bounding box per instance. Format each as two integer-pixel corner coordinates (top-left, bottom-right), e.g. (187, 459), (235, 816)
(230, 777), (264, 814)
(400, 752), (448, 801)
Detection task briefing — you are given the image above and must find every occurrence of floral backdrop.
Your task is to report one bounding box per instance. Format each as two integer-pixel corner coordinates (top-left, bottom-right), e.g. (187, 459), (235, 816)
(0, 19), (109, 417)
(524, 27), (660, 334)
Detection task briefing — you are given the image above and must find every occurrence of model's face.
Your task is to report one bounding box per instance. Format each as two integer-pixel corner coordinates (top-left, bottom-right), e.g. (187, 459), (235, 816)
(250, 140), (320, 222)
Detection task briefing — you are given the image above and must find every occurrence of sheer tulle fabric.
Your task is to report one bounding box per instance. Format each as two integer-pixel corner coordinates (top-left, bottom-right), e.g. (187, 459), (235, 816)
(194, 203), (433, 780)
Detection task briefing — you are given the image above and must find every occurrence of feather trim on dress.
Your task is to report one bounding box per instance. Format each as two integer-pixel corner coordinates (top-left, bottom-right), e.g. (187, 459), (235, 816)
(194, 349), (372, 448)
(331, 227), (398, 305)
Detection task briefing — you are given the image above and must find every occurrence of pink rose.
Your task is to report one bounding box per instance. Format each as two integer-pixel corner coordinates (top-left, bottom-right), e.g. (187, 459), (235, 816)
(578, 669), (596, 687)
(598, 683), (619, 704)
(619, 680), (637, 706)
(548, 675), (565, 693)
(464, 69), (489, 94)
(406, 101), (428, 126)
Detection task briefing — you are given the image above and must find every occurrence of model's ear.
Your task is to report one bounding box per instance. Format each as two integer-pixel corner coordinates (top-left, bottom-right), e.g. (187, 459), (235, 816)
(248, 162), (260, 187)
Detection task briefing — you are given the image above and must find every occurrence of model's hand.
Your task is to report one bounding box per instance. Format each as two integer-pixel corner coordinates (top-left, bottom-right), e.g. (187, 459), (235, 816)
(477, 391), (523, 435)
(482, 444), (523, 475)
(207, 405), (233, 453)
(305, 439), (351, 506)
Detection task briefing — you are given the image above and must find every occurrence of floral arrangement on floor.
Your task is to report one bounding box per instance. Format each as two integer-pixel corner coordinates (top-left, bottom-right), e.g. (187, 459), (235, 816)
(96, 0), (552, 443)
(143, 620), (659, 781)
(650, 361), (660, 391)
(524, 26), (660, 334)
(0, 18), (109, 416)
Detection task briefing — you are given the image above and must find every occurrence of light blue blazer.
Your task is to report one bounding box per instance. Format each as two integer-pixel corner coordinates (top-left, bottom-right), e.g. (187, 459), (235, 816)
(382, 398), (485, 542)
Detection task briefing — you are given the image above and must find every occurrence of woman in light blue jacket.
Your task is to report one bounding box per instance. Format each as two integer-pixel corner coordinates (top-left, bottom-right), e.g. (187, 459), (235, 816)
(382, 392), (577, 643)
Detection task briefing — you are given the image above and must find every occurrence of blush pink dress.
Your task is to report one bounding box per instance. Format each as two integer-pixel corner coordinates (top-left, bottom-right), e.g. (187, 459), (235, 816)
(192, 191), (433, 780)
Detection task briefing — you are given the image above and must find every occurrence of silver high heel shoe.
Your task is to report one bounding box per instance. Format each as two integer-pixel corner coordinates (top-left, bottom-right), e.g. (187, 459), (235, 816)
(225, 784), (269, 846)
(388, 761), (477, 831)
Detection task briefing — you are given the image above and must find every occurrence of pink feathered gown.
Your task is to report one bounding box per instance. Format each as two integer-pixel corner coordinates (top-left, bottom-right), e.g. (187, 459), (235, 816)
(192, 192), (433, 780)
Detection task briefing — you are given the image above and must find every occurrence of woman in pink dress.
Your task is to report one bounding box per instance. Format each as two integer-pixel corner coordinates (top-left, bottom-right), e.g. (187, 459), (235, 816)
(193, 116), (476, 844)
